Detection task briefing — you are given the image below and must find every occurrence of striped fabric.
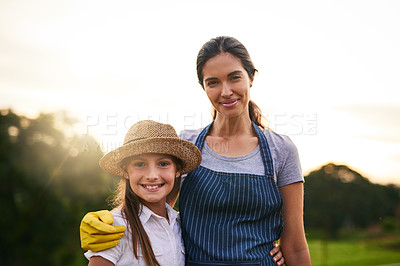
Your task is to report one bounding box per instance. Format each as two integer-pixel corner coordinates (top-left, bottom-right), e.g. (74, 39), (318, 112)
(180, 122), (283, 266)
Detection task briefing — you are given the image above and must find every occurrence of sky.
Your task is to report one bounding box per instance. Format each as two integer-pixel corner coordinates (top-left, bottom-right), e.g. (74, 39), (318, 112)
(1, 0), (399, 185)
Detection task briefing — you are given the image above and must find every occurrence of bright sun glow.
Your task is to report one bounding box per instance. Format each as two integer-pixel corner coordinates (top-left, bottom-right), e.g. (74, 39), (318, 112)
(1, 0), (399, 185)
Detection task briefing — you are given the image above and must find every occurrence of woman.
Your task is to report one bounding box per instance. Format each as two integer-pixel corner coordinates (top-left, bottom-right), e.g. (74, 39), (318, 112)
(178, 36), (310, 265)
(80, 36), (310, 265)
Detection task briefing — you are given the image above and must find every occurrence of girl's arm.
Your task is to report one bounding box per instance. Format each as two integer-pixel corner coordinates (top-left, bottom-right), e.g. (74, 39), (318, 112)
(279, 182), (311, 266)
(88, 256), (114, 266)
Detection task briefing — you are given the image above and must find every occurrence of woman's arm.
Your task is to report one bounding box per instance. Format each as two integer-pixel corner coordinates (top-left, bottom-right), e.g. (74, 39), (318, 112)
(80, 210), (126, 251)
(279, 181), (311, 266)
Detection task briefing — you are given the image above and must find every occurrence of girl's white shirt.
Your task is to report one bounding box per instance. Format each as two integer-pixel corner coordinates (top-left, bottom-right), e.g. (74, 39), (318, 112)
(85, 204), (185, 266)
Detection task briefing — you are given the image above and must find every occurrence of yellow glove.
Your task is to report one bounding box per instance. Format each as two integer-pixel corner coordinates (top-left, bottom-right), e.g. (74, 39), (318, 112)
(80, 210), (126, 252)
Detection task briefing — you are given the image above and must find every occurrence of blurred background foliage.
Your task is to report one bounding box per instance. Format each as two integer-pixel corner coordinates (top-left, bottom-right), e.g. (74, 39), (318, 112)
(304, 163), (400, 239)
(0, 109), (399, 265)
(0, 109), (117, 265)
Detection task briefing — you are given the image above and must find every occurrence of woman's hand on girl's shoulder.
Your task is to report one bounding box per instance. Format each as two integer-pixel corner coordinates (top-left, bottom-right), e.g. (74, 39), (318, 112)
(270, 240), (286, 266)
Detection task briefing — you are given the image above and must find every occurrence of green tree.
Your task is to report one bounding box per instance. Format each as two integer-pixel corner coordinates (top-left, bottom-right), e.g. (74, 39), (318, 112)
(0, 109), (116, 265)
(304, 163), (400, 239)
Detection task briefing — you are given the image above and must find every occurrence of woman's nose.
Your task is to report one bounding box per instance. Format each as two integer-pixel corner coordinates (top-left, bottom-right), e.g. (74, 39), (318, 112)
(221, 83), (233, 97)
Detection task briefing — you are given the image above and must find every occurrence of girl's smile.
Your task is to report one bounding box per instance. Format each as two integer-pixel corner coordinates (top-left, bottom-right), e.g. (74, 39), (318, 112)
(124, 153), (180, 214)
(141, 184), (165, 190)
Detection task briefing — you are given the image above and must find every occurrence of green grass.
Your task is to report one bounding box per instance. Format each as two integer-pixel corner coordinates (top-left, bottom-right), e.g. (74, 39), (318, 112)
(308, 232), (400, 266)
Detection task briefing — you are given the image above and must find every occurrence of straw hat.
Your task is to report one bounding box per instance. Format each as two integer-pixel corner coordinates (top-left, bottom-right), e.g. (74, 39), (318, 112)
(99, 120), (202, 177)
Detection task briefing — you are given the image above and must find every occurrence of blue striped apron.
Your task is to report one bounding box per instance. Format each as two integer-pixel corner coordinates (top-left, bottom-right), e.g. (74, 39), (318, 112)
(180, 122), (283, 266)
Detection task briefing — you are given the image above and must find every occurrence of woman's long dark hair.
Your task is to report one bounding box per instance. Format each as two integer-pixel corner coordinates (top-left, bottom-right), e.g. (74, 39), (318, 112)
(196, 36), (266, 129)
(111, 156), (182, 266)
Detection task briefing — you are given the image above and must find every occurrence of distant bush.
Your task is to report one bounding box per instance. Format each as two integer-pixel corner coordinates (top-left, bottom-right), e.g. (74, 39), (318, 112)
(381, 216), (397, 232)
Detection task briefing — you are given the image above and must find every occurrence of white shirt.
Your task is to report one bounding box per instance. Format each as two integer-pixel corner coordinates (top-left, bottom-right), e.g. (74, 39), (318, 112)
(85, 204), (185, 266)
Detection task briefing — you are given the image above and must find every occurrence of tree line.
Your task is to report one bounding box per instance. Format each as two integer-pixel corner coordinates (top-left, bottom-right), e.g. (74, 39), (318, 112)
(0, 110), (399, 265)
(304, 163), (400, 238)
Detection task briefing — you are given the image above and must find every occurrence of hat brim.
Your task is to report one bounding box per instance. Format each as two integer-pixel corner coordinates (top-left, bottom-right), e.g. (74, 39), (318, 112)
(99, 137), (202, 177)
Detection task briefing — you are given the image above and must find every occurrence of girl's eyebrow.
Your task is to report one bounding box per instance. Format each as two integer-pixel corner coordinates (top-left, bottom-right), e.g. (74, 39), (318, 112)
(204, 70), (243, 82)
(132, 155), (172, 161)
(158, 155), (173, 161)
(129, 156), (146, 163)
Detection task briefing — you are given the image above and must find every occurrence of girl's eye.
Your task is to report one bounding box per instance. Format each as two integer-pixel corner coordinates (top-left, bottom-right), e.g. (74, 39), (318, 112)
(133, 162), (145, 167)
(231, 75), (241, 80)
(159, 161), (170, 167)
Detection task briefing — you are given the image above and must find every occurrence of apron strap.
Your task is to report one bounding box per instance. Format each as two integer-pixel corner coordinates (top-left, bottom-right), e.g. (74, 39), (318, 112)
(251, 122), (274, 178)
(194, 121), (274, 177)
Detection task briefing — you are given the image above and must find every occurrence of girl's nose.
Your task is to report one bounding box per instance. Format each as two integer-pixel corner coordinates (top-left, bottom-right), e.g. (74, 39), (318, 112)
(144, 165), (158, 180)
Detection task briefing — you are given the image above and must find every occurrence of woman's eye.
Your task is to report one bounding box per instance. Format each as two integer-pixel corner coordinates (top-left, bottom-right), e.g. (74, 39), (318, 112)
(231, 75), (241, 80)
(206, 80), (217, 86)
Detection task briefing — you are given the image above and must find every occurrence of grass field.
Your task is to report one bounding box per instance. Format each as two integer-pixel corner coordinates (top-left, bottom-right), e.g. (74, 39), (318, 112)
(308, 231), (400, 266)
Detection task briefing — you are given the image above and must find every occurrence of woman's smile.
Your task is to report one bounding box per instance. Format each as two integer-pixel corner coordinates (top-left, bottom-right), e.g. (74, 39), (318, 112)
(202, 52), (252, 119)
(221, 99), (238, 108)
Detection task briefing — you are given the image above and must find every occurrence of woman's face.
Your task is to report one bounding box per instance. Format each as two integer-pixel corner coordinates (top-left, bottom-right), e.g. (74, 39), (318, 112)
(124, 153), (180, 211)
(202, 52), (253, 120)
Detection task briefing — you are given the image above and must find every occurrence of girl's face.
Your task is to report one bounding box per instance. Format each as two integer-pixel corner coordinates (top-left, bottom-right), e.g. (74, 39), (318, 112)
(124, 153), (180, 211)
(202, 52), (253, 120)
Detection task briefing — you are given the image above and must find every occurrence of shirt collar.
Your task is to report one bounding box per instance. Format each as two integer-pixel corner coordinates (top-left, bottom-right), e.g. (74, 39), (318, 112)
(139, 203), (178, 225)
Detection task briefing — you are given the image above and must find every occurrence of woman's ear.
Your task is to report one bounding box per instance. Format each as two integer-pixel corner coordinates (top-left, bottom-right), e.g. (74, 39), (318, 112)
(250, 70), (256, 87)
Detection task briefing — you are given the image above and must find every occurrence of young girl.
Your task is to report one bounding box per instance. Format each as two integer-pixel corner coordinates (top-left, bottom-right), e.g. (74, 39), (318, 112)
(84, 120), (202, 266)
